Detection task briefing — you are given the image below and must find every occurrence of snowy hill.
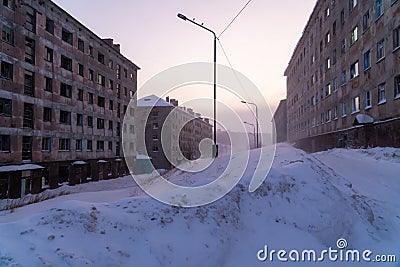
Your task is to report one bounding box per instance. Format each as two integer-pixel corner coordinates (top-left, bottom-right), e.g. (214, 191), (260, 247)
(0, 144), (399, 267)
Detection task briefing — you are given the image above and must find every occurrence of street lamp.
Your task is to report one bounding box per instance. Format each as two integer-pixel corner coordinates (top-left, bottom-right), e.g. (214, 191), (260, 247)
(241, 100), (259, 148)
(177, 13), (218, 158)
(244, 121), (256, 149)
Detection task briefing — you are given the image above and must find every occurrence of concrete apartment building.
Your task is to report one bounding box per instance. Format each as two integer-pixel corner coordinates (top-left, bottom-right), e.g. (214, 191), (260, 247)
(272, 99), (287, 143)
(136, 95), (212, 170)
(0, 0), (139, 198)
(285, 0), (400, 151)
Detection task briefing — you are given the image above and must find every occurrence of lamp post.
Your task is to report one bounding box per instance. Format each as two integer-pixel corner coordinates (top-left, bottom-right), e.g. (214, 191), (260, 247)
(244, 121), (256, 149)
(177, 13), (218, 158)
(241, 100), (259, 148)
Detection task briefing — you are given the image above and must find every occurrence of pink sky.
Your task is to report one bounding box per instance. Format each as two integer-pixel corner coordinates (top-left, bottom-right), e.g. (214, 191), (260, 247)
(53, 0), (317, 132)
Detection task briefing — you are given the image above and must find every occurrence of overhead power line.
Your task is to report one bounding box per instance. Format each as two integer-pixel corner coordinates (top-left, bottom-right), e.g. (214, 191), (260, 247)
(218, 0), (254, 38)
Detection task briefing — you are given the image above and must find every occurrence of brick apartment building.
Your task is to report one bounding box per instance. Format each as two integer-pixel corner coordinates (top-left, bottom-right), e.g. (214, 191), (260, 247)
(0, 0), (139, 198)
(272, 99), (287, 143)
(285, 0), (400, 151)
(136, 95), (212, 170)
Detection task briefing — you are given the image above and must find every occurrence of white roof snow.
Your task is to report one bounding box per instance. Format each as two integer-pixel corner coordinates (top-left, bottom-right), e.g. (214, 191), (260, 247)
(97, 160), (108, 163)
(72, 161), (87, 165)
(137, 95), (173, 107)
(354, 114), (374, 125)
(0, 164), (44, 173)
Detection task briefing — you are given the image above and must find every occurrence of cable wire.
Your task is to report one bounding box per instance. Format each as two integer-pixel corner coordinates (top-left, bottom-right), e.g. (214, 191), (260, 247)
(218, 0), (254, 38)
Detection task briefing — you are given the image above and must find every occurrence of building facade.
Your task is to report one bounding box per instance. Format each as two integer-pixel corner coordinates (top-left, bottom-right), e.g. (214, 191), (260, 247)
(273, 99), (287, 143)
(136, 95), (212, 170)
(285, 0), (400, 147)
(0, 0), (139, 198)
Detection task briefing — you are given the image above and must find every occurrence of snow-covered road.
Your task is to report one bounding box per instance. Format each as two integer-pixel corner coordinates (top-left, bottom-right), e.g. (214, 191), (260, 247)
(0, 144), (399, 267)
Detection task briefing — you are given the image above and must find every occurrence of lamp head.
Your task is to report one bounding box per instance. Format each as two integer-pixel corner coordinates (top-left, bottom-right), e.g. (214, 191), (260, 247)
(177, 13), (187, 21)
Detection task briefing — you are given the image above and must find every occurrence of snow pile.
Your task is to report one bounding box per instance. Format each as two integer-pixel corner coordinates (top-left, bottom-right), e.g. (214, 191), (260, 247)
(0, 144), (399, 266)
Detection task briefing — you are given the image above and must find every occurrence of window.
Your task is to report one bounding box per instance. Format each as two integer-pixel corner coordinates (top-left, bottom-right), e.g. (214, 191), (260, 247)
(24, 70), (34, 96)
(341, 39), (346, 54)
(320, 113), (325, 124)
(109, 100), (113, 110)
(97, 96), (105, 107)
(78, 39), (84, 52)
(61, 28), (73, 45)
(89, 45), (93, 57)
(60, 83), (72, 98)
(333, 77), (338, 92)
(377, 39), (385, 61)
(333, 49), (337, 64)
(88, 116), (93, 127)
(124, 87), (128, 97)
(98, 53), (105, 64)
(42, 137), (51, 151)
(108, 121), (113, 130)
(25, 6), (36, 33)
(60, 110), (71, 124)
(2, 0), (14, 9)
(43, 107), (52, 122)
(364, 50), (371, 70)
(332, 21), (337, 36)
(378, 83), (386, 103)
(326, 110), (332, 122)
(395, 76), (400, 99)
(342, 102), (347, 117)
(1, 24), (14, 45)
(351, 96), (360, 113)
(76, 139), (82, 151)
(325, 7), (330, 17)
(45, 18), (54, 34)
(153, 123), (159, 129)
(152, 134), (158, 140)
(394, 26), (400, 50)
(97, 118), (104, 129)
(25, 38), (35, 64)
(0, 61), (13, 80)
(333, 106), (338, 119)
(77, 113), (83, 126)
(325, 57), (331, 71)
(129, 125), (135, 134)
(45, 47), (53, 62)
(350, 0), (357, 11)
(96, 141), (104, 151)
(117, 103), (121, 118)
(124, 69), (128, 79)
(117, 64), (121, 79)
(375, 0), (383, 19)
(59, 138), (71, 151)
(78, 64), (84, 76)
(363, 11), (370, 31)
(108, 60), (114, 69)
(78, 89), (83, 101)
(22, 136), (32, 161)
(325, 32), (330, 44)
(109, 80), (114, 90)
(87, 140), (93, 151)
(340, 9), (345, 25)
(61, 55), (72, 71)
(152, 146), (159, 152)
(45, 77), (52, 92)
(23, 103), (34, 128)
(365, 91), (372, 109)
(341, 70), (346, 85)
(88, 93), (93, 104)
(117, 84), (121, 98)
(89, 69), (94, 81)
(325, 83), (331, 96)
(97, 74), (105, 86)
(108, 141), (113, 151)
(351, 26), (358, 44)
(0, 98), (11, 117)
(350, 61), (359, 79)
(0, 135), (10, 152)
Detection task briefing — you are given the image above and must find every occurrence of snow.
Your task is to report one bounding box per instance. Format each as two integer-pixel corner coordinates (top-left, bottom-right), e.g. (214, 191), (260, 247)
(97, 160), (108, 163)
(71, 161), (87, 165)
(354, 114), (374, 125)
(137, 154), (152, 160)
(0, 144), (399, 266)
(137, 94), (173, 107)
(0, 164), (44, 173)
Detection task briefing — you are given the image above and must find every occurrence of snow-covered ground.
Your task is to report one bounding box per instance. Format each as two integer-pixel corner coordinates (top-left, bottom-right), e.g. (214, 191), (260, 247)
(0, 144), (399, 267)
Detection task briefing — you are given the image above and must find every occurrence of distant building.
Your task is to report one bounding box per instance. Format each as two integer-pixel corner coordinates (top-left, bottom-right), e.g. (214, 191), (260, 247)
(136, 95), (212, 170)
(0, 0), (139, 198)
(284, 0), (400, 151)
(273, 99), (287, 143)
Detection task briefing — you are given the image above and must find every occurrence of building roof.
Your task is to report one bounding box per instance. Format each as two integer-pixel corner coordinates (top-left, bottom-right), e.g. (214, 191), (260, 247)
(0, 164), (44, 173)
(137, 95), (174, 107)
